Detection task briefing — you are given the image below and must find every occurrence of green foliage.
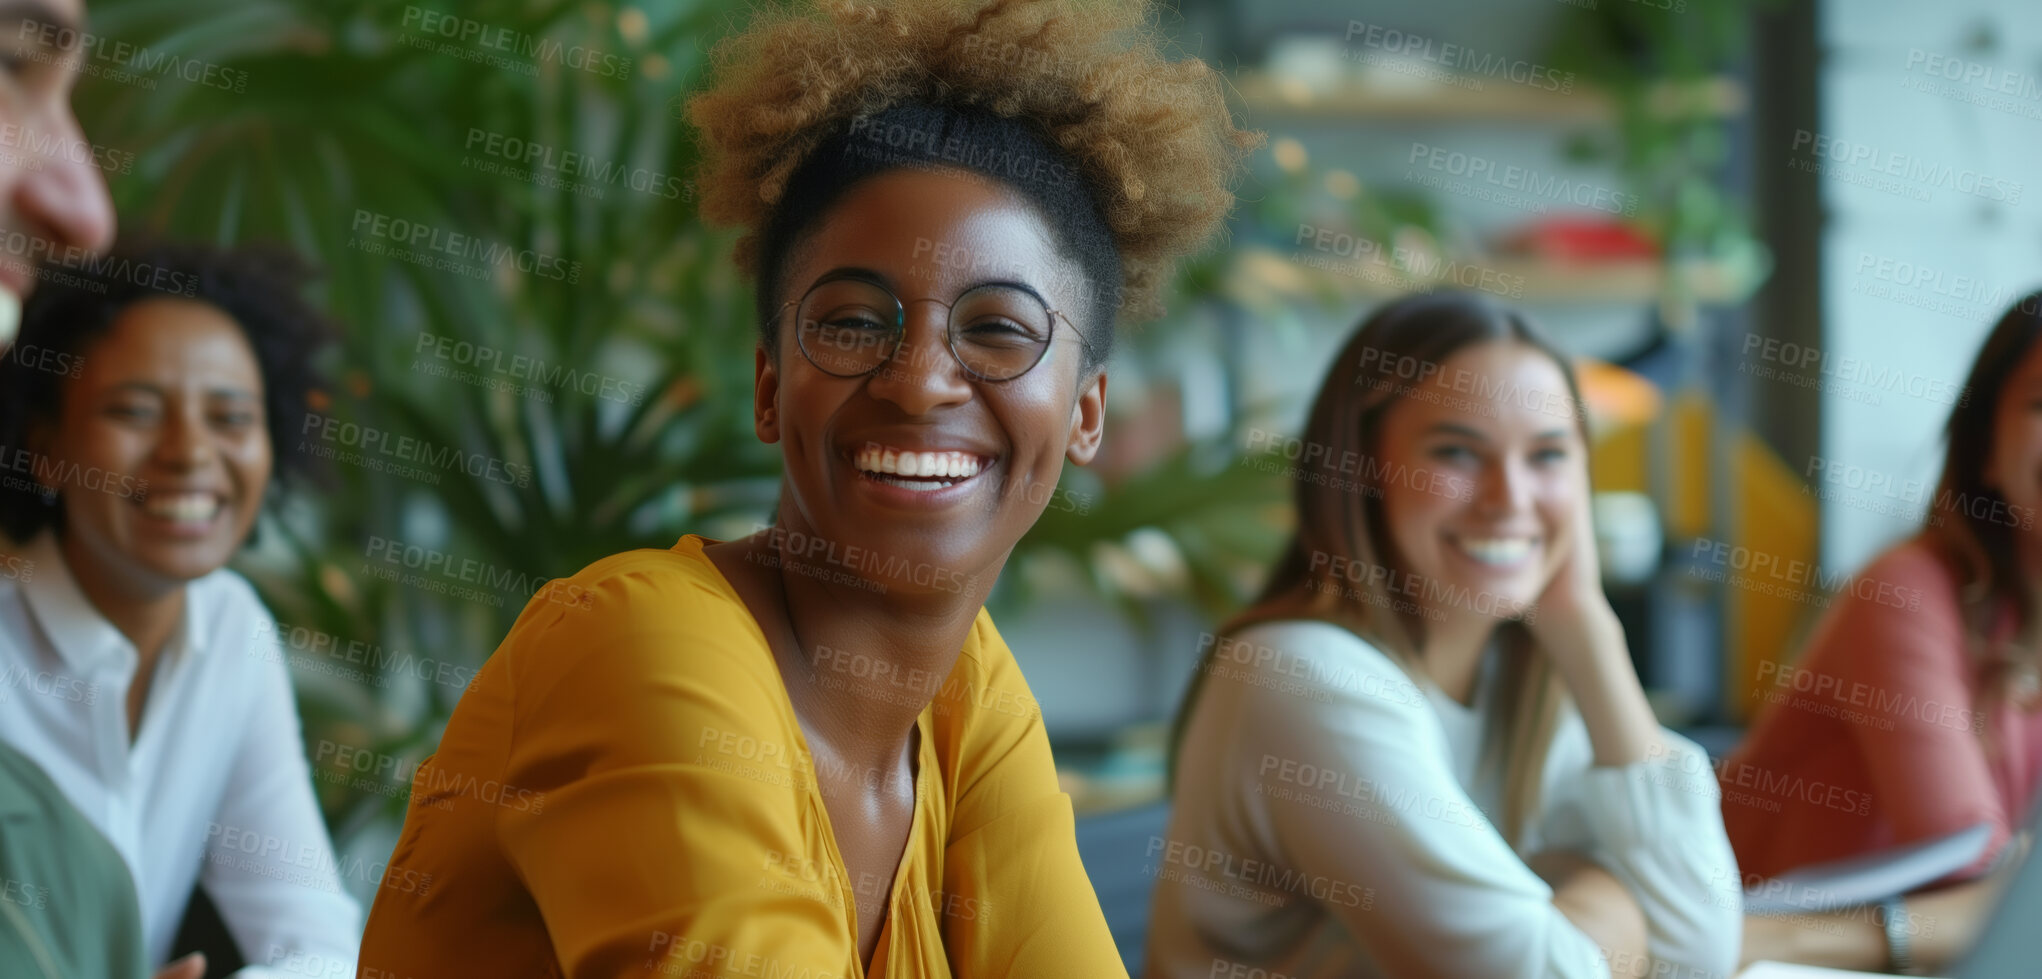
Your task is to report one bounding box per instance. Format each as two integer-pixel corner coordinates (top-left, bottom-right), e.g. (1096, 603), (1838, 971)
(1546, 0), (1779, 261)
(80, 0), (781, 832)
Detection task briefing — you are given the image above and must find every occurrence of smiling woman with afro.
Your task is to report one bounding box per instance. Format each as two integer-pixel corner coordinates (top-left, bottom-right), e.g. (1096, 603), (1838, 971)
(355, 1), (1255, 977)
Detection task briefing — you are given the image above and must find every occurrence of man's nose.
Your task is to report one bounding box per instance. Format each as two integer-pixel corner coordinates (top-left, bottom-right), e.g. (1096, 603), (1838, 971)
(14, 112), (117, 262)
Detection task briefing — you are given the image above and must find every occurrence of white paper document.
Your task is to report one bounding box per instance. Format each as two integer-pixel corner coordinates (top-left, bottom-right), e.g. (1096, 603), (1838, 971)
(1742, 823), (1994, 914)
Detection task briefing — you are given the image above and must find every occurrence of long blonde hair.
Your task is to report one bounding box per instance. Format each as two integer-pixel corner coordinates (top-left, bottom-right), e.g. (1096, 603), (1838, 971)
(1171, 291), (1586, 846)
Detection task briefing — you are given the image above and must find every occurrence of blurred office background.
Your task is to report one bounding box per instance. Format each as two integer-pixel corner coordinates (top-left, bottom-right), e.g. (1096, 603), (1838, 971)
(73, 0), (2042, 971)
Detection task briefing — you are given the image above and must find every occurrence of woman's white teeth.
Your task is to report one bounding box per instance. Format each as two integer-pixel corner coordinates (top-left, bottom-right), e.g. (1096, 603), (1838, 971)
(144, 493), (221, 522)
(873, 476), (949, 493)
(855, 447), (985, 480)
(1457, 537), (1533, 565)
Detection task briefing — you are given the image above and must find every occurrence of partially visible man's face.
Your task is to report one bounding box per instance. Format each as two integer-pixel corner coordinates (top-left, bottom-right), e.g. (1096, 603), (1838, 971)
(0, 0), (115, 347)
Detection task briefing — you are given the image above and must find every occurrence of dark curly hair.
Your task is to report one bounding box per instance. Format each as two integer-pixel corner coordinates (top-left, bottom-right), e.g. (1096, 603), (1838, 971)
(0, 239), (336, 543)
(686, 0), (1260, 362)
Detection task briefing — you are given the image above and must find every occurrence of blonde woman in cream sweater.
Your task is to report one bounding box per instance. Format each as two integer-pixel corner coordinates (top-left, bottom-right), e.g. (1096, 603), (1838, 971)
(1148, 292), (1742, 979)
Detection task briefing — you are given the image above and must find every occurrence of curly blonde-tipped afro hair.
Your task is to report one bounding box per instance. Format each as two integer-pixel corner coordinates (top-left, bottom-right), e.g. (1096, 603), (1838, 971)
(687, 0), (1260, 341)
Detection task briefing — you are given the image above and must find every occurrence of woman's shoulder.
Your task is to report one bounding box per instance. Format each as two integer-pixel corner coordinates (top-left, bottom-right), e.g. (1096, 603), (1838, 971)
(1810, 535), (1968, 645)
(544, 534), (751, 625)
(933, 609), (1044, 731)
(1229, 618), (1414, 682)
(186, 561), (269, 615)
(496, 536), (776, 699)
(564, 533), (732, 592)
(1855, 535), (1966, 598)
(185, 565), (285, 658)
(1209, 618), (1433, 722)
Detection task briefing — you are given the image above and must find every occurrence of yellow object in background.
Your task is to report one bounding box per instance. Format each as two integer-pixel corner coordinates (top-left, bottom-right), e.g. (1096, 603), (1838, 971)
(1576, 357), (1665, 435)
(1728, 428), (1821, 720)
(1577, 371), (1819, 722)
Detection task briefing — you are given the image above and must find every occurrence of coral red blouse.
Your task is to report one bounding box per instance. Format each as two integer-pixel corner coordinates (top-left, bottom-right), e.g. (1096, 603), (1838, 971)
(1723, 538), (2042, 885)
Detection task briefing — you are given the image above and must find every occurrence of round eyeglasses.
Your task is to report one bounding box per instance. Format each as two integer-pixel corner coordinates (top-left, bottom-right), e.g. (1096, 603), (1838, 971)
(775, 271), (1093, 383)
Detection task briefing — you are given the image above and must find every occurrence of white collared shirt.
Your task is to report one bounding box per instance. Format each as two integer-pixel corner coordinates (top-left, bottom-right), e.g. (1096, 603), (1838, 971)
(0, 532), (361, 978)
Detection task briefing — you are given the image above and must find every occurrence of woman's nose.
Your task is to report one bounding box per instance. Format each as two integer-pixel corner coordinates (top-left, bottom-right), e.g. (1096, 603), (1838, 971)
(864, 300), (973, 414)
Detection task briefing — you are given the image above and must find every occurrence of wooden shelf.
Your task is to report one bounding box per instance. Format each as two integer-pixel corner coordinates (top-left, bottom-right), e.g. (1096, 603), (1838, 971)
(1232, 71), (1746, 126)
(1229, 244), (1756, 307)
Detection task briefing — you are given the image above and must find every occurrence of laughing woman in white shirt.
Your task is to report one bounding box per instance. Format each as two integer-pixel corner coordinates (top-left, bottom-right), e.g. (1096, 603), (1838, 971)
(0, 241), (361, 978)
(1146, 291), (1742, 979)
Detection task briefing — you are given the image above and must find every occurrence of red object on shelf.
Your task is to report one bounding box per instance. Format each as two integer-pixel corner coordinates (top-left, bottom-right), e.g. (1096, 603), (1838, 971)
(1494, 217), (1659, 262)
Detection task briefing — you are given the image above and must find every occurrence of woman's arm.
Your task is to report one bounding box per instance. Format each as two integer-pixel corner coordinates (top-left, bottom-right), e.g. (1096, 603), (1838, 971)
(1520, 487), (1743, 976)
(1527, 721), (1745, 979)
(1740, 878), (1994, 972)
(1529, 851), (1649, 974)
(1725, 543), (2023, 976)
(936, 616), (1128, 978)
(1526, 489), (1659, 769)
(1820, 550), (2014, 880)
(1544, 610), (1662, 767)
(199, 606), (363, 978)
(1207, 621), (1614, 978)
(1740, 836), (2029, 973)
(495, 566), (849, 978)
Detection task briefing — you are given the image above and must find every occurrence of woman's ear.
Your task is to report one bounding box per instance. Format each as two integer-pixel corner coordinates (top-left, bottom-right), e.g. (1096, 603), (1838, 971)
(1066, 368), (1106, 465)
(754, 345), (781, 444)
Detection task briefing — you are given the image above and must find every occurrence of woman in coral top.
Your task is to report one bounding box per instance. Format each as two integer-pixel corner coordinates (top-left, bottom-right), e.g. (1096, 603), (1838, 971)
(354, 1), (1255, 976)
(1726, 290), (2042, 973)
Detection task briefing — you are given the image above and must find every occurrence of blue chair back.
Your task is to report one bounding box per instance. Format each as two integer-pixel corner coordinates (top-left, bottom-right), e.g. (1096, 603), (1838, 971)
(1074, 801), (1171, 975)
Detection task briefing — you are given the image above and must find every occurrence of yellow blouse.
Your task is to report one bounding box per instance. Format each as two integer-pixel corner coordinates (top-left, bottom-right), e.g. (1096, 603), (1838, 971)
(356, 535), (1125, 978)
